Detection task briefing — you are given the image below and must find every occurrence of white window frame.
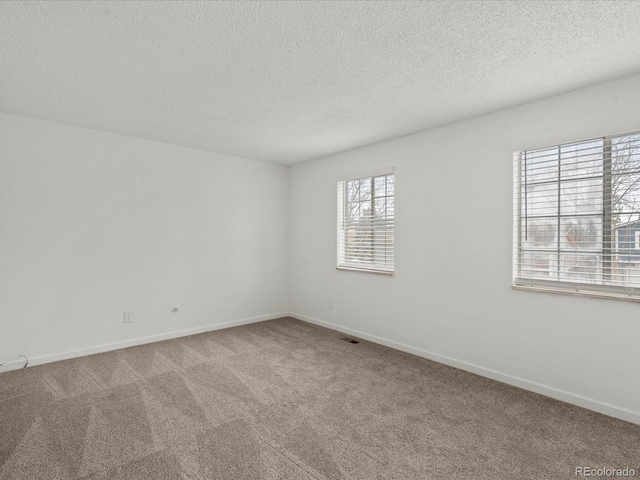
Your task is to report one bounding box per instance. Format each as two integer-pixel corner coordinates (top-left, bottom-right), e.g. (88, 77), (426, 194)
(337, 169), (395, 275)
(513, 130), (640, 302)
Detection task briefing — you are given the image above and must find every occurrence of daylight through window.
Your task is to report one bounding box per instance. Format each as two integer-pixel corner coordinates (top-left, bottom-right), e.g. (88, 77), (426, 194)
(337, 172), (394, 274)
(513, 131), (640, 299)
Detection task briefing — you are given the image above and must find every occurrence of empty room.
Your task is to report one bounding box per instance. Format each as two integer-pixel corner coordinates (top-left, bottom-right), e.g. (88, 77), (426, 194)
(2, 1), (640, 479)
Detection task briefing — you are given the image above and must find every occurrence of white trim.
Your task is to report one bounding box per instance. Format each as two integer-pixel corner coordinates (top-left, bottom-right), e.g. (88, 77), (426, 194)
(26, 312), (288, 367)
(289, 312), (640, 426)
(337, 172), (395, 274)
(512, 283), (640, 303)
(511, 127), (640, 155)
(336, 266), (394, 276)
(0, 356), (29, 373)
(15, 309), (640, 426)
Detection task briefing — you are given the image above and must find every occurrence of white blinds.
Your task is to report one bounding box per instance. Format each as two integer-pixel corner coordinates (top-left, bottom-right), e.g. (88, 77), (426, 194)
(337, 173), (394, 273)
(513, 131), (640, 298)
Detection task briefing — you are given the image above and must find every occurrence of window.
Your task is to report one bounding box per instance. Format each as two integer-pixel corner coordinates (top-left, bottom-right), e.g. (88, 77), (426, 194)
(337, 171), (394, 274)
(513, 131), (640, 299)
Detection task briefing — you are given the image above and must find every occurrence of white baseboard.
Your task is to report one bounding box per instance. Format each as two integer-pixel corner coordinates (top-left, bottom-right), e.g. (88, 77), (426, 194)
(289, 312), (640, 426)
(0, 355), (29, 373)
(25, 312), (288, 368)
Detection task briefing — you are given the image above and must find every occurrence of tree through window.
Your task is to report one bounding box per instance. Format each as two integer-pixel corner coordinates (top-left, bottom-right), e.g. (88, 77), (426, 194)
(514, 131), (640, 298)
(337, 172), (394, 273)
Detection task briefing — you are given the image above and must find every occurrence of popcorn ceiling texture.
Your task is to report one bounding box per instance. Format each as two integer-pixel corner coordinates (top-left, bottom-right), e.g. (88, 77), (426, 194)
(2, 0), (640, 165)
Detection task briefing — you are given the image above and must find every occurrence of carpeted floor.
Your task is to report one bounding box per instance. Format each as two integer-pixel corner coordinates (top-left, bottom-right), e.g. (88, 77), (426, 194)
(0, 317), (638, 480)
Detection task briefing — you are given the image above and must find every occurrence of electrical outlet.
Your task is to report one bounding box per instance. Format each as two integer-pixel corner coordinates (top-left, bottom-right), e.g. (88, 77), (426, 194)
(328, 299), (333, 310)
(123, 311), (134, 323)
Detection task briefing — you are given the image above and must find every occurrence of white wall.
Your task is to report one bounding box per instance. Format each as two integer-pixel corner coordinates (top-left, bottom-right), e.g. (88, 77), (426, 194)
(289, 73), (640, 424)
(3, 73), (639, 423)
(0, 113), (288, 364)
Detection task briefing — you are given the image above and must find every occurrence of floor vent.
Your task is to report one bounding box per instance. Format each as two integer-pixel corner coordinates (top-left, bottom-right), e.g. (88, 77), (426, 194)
(342, 338), (360, 344)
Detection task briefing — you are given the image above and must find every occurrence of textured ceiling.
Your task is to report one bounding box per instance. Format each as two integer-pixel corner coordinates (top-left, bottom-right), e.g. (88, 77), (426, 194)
(2, 1), (640, 165)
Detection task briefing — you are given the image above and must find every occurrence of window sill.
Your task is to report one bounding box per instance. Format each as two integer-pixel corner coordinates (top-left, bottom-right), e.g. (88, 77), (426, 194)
(512, 283), (640, 303)
(336, 266), (394, 276)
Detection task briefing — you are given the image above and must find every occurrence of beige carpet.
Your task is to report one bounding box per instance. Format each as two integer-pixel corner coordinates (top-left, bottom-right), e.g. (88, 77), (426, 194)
(0, 317), (638, 480)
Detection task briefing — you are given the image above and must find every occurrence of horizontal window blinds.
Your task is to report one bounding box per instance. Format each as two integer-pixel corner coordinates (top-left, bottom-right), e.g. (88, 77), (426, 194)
(514, 131), (640, 298)
(338, 173), (394, 273)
